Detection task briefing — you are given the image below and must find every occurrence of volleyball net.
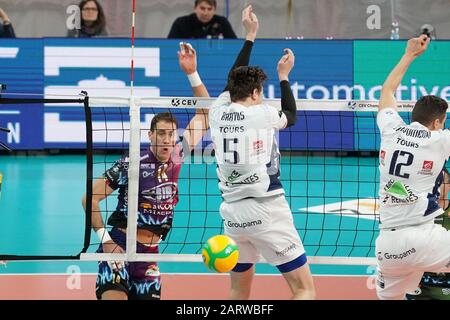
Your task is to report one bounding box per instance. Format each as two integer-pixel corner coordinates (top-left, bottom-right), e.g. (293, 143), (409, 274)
(79, 95), (420, 266)
(3, 93), (439, 265)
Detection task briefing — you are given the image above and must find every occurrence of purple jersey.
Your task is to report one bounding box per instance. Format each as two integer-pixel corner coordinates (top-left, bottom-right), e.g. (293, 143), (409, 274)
(104, 142), (184, 238)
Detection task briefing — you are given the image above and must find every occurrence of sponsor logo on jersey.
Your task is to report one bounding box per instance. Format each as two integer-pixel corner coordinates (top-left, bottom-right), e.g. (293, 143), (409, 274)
(145, 265), (160, 277)
(142, 182), (178, 202)
(383, 247), (416, 260)
(275, 243), (297, 257)
(171, 98), (197, 107)
(253, 140), (264, 155)
(227, 170), (241, 182)
(395, 126), (431, 139)
(141, 163), (155, 169)
(226, 219), (262, 229)
(140, 203), (152, 209)
(377, 251), (383, 261)
(221, 111), (245, 121)
(382, 180), (419, 204)
(380, 150), (386, 165)
(142, 170), (155, 178)
(423, 161), (434, 170)
(140, 202), (175, 211)
(417, 160), (434, 175)
(225, 173), (260, 185)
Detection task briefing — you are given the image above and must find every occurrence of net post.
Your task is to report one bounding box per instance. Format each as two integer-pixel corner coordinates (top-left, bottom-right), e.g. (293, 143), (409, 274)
(81, 93), (92, 254)
(126, 96), (140, 259)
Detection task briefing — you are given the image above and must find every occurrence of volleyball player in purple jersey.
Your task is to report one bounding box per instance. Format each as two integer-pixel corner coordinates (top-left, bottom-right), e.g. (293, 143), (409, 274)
(82, 43), (209, 300)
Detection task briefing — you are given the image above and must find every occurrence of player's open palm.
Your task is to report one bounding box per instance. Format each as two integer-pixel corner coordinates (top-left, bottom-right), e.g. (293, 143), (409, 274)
(178, 42), (197, 75)
(277, 48), (295, 79)
(242, 5), (258, 36)
(406, 35), (430, 57)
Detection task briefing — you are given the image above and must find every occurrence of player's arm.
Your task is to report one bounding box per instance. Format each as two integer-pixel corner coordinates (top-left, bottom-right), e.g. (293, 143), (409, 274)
(223, 5), (259, 92)
(277, 48), (297, 128)
(81, 164), (126, 270)
(439, 169), (450, 214)
(82, 177), (115, 237)
(379, 35), (430, 112)
(178, 42), (209, 152)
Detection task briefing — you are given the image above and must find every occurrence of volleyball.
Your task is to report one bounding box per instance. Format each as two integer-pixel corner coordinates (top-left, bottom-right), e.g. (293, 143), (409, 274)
(202, 235), (239, 273)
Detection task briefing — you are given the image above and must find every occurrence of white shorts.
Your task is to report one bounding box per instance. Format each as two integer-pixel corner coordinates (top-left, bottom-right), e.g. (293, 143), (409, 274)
(375, 222), (450, 300)
(220, 194), (306, 267)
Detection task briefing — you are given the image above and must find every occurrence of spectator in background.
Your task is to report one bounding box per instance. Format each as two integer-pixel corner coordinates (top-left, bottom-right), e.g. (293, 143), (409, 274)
(168, 0), (236, 39)
(68, 0), (108, 38)
(0, 7), (15, 38)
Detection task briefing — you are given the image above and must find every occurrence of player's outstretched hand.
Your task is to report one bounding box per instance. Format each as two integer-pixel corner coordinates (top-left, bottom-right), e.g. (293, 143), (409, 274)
(277, 48), (295, 81)
(242, 4), (258, 41)
(178, 42), (197, 75)
(405, 35), (430, 58)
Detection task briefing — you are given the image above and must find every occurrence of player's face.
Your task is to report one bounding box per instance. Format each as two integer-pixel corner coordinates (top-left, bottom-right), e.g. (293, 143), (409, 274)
(149, 121), (177, 162)
(194, 2), (215, 24)
(82, 1), (99, 23)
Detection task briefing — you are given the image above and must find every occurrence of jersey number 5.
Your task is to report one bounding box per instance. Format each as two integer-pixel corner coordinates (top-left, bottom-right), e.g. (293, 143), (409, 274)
(223, 138), (239, 164)
(389, 150), (414, 178)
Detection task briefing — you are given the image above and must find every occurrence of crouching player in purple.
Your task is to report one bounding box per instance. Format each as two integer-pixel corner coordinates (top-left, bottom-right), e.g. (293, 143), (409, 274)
(82, 46), (209, 300)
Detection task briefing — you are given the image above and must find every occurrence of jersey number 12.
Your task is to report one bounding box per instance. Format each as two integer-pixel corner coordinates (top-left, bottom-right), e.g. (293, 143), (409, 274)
(389, 150), (414, 178)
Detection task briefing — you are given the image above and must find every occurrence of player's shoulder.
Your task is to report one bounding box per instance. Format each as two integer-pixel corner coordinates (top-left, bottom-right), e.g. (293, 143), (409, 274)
(211, 92), (231, 110)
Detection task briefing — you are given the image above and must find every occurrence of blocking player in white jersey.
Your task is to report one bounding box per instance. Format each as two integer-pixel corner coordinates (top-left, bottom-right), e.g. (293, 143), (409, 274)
(375, 34), (450, 300)
(197, 5), (315, 300)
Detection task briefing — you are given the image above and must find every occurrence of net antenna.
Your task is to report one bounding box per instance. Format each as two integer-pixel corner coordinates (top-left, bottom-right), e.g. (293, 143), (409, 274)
(126, 0), (140, 261)
(0, 84), (12, 152)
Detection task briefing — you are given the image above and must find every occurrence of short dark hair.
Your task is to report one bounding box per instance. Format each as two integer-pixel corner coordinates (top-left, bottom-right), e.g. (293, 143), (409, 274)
(411, 95), (448, 126)
(227, 66), (268, 102)
(79, 0), (106, 34)
(195, 0), (217, 8)
(150, 112), (178, 131)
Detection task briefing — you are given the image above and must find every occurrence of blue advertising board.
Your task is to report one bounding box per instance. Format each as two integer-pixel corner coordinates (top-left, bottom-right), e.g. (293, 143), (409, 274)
(4, 38), (432, 152)
(0, 39), (43, 149)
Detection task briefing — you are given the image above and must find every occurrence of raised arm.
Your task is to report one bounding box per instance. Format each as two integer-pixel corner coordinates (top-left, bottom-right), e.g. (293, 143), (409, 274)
(0, 7), (15, 38)
(379, 35), (430, 112)
(224, 5), (259, 91)
(277, 48), (297, 127)
(178, 42), (209, 152)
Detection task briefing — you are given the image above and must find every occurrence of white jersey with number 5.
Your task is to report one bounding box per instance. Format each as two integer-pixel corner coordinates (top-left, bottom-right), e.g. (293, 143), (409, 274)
(377, 108), (450, 229)
(209, 91), (288, 202)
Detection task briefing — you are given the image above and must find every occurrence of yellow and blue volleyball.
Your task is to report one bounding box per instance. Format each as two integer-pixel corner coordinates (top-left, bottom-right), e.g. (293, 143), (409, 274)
(201, 235), (239, 273)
